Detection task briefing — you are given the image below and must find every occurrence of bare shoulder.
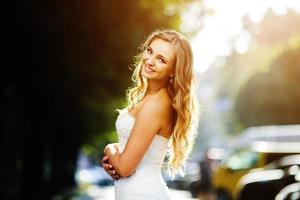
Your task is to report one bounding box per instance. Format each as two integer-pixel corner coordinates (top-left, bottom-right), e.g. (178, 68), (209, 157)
(143, 90), (172, 113)
(136, 89), (174, 129)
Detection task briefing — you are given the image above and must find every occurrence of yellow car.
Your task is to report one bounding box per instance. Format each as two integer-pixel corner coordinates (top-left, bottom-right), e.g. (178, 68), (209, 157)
(212, 125), (300, 200)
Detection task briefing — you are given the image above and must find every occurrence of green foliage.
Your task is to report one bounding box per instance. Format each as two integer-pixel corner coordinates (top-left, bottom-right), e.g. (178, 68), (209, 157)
(82, 130), (119, 163)
(235, 47), (300, 126)
(217, 9), (300, 130)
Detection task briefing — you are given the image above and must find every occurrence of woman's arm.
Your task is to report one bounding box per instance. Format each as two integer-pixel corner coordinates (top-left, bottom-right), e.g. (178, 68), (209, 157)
(104, 96), (168, 177)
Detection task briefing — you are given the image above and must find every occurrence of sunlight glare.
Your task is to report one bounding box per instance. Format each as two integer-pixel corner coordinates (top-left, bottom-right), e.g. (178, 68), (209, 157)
(234, 30), (251, 54)
(183, 0), (300, 73)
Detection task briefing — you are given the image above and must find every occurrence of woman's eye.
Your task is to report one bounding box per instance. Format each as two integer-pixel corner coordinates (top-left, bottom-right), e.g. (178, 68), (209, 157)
(159, 58), (166, 63)
(147, 48), (152, 54)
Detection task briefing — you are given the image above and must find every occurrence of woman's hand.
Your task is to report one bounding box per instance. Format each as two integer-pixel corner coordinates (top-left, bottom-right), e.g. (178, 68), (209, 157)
(104, 143), (119, 156)
(100, 155), (120, 180)
(101, 143), (121, 180)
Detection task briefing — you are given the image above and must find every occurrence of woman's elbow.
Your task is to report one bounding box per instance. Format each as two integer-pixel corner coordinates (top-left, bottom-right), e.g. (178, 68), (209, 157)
(113, 155), (137, 177)
(116, 161), (136, 177)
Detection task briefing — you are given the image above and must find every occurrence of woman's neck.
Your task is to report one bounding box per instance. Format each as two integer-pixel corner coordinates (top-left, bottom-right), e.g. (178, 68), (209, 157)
(145, 80), (168, 95)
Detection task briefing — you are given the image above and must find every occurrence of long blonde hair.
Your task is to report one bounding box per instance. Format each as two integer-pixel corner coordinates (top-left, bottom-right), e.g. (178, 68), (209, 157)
(126, 29), (199, 177)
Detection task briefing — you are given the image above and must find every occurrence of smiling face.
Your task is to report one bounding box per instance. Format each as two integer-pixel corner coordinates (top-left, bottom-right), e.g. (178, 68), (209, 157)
(141, 38), (176, 82)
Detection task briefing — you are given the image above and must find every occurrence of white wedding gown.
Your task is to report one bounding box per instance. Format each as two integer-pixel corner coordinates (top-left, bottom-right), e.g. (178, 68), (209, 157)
(114, 109), (171, 200)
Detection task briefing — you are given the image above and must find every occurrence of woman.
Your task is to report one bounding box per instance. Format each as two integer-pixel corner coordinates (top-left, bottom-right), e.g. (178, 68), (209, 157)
(101, 29), (199, 199)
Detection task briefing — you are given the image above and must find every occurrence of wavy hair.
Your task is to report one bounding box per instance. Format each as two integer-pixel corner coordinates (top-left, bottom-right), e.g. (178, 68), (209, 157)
(126, 29), (199, 177)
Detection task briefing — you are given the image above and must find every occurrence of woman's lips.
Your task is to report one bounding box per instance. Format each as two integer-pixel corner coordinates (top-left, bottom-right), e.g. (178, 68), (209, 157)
(144, 64), (155, 73)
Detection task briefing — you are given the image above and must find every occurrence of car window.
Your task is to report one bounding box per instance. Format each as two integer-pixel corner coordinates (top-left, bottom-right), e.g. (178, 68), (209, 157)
(225, 150), (258, 170)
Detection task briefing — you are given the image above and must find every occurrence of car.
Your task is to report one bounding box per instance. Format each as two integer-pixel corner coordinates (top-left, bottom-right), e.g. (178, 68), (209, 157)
(234, 155), (300, 200)
(275, 182), (300, 200)
(212, 125), (300, 200)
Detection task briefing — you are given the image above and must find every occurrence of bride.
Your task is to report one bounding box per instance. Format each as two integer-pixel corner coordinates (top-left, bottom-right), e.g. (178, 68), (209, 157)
(100, 29), (199, 199)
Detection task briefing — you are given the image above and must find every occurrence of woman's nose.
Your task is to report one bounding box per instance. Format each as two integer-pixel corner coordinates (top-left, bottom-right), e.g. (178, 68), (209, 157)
(146, 55), (155, 65)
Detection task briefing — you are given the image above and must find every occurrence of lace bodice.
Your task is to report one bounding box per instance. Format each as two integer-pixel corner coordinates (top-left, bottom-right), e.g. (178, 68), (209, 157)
(114, 109), (171, 200)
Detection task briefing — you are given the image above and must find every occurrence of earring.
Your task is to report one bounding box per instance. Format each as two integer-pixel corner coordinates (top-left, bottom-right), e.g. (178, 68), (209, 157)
(169, 76), (174, 84)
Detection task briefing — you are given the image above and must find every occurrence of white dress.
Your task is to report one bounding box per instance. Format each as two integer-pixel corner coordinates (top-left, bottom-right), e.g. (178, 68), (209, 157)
(114, 109), (171, 200)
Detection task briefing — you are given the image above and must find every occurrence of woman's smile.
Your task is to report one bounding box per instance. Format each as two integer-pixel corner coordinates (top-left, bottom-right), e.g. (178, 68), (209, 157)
(144, 63), (155, 73)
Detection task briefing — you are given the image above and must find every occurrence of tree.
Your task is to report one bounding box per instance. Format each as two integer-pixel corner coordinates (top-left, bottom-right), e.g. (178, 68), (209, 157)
(235, 48), (300, 126)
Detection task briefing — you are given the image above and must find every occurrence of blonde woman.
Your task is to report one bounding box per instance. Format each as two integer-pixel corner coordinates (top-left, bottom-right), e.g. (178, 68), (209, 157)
(100, 29), (199, 199)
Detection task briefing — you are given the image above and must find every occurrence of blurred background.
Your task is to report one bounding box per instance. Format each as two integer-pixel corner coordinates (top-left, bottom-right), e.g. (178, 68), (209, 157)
(2, 0), (300, 200)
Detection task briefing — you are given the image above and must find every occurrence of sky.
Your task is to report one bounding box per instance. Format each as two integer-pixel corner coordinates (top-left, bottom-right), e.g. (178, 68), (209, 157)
(182, 0), (300, 73)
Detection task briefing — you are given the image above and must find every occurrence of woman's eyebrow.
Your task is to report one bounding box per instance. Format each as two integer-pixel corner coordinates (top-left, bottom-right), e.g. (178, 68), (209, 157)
(148, 46), (169, 61)
(158, 55), (168, 62)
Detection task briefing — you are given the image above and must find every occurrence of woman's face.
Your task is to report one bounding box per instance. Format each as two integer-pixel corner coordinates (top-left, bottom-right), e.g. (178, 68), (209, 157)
(141, 38), (176, 82)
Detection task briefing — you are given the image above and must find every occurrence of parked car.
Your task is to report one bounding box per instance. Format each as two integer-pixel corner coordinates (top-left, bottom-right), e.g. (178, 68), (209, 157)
(275, 182), (300, 200)
(212, 125), (300, 200)
(234, 154), (300, 200)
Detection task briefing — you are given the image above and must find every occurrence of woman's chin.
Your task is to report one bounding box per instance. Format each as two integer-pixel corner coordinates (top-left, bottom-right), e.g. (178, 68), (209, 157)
(141, 71), (153, 79)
